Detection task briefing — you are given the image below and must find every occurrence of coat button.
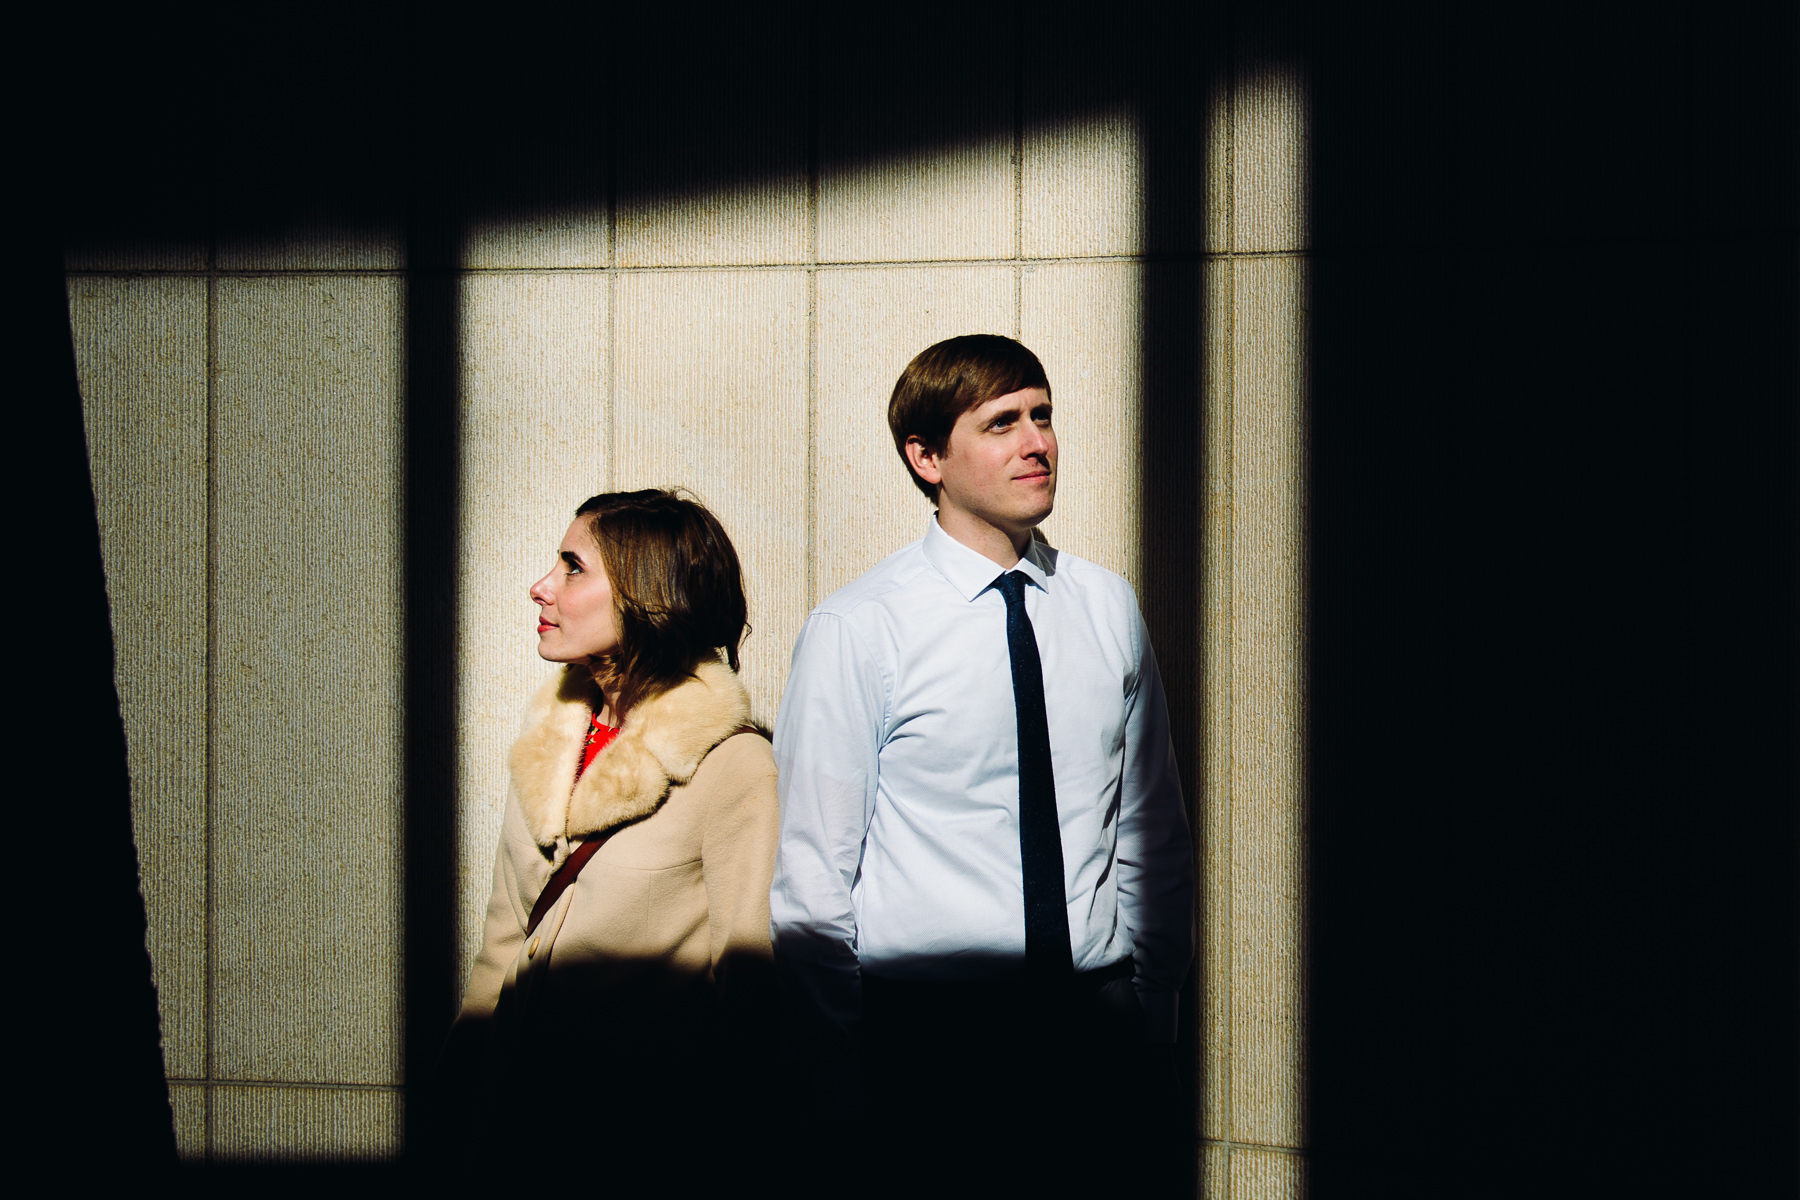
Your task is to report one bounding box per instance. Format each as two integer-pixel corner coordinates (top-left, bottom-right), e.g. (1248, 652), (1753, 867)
(527, 936), (540, 959)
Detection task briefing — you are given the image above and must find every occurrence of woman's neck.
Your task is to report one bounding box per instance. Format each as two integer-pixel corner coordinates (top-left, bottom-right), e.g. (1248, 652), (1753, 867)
(588, 661), (624, 726)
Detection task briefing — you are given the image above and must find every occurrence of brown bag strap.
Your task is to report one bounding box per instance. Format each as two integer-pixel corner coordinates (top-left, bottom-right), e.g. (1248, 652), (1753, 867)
(526, 833), (613, 937)
(524, 726), (763, 938)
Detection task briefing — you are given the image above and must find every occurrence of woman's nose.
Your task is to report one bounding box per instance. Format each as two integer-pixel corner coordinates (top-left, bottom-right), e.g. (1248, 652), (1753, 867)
(529, 575), (552, 604)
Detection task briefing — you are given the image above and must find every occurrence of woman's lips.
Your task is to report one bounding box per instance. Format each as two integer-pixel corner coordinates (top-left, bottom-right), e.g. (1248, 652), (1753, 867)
(537, 621), (556, 633)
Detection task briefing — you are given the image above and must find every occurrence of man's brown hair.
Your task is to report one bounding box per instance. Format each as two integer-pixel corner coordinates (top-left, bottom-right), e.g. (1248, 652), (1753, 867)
(574, 488), (749, 716)
(886, 334), (1052, 502)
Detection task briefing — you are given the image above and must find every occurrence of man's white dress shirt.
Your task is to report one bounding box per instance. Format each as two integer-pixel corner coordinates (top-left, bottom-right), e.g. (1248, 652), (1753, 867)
(770, 517), (1194, 1041)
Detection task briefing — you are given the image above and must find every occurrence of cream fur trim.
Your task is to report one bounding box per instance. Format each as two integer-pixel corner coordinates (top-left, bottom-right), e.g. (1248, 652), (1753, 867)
(509, 660), (752, 846)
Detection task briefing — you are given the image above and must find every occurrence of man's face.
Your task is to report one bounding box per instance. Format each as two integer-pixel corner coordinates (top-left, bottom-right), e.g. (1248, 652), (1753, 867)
(911, 387), (1057, 548)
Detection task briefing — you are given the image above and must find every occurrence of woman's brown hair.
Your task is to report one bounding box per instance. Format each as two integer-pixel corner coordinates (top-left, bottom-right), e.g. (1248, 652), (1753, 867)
(574, 488), (749, 716)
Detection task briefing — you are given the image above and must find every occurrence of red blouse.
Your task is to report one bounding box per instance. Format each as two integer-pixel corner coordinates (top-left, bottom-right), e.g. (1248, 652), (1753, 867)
(575, 709), (620, 780)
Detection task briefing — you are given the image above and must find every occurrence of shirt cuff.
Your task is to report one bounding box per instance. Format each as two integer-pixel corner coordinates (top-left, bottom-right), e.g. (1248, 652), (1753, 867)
(1137, 986), (1179, 1043)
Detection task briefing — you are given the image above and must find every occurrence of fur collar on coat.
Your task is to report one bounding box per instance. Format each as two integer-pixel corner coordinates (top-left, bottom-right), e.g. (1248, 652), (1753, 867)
(510, 660), (753, 847)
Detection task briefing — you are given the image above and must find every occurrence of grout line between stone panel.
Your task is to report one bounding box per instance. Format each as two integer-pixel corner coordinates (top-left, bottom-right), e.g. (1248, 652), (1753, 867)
(202, 236), (219, 1165)
(1013, 26), (1024, 342)
(61, 250), (1318, 281)
(1220, 20), (1237, 1192)
(175, 1082), (409, 1093)
(606, 275), (617, 489)
(806, 50), (820, 611)
(1200, 1137), (1307, 1158)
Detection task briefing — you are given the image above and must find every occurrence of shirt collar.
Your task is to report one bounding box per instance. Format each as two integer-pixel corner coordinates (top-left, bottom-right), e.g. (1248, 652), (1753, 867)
(921, 515), (1052, 602)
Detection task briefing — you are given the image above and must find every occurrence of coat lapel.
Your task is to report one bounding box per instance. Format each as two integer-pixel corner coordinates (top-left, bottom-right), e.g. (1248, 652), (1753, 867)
(509, 660), (752, 848)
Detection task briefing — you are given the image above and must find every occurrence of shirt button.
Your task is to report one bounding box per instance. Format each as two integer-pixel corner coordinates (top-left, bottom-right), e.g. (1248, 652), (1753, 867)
(527, 936), (540, 959)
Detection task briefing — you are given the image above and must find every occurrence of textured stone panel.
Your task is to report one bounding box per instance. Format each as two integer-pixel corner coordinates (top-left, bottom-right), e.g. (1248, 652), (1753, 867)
(210, 1085), (401, 1163)
(1229, 257), (1308, 1148)
(1018, 261), (1143, 588)
(814, 266), (1014, 601)
(1201, 1142), (1231, 1198)
(65, 241), (207, 271)
(1199, 258), (1235, 1140)
(68, 276), (210, 1083)
(453, 271), (609, 991)
(169, 1086), (207, 1158)
(216, 220), (405, 271)
(1233, 50), (1311, 253)
(1023, 103), (1143, 259)
(614, 270), (809, 724)
(1205, 52), (1234, 253)
(462, 207), (610, 270)
(169, 1082), (207, 1162)
(820, 60), (1014, 265)
(1229, 1146), (1308, 1199)
(616, 79), (807, 267)
(211, 276), (404, 1084)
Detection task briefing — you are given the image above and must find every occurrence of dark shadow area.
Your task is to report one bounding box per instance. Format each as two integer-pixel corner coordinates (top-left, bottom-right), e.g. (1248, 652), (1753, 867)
(37, 0), (1797, 1191)
(18, 242), (177, 1168)
(394, 56), (467, 1153)
(1305, 1), (1797, 1195)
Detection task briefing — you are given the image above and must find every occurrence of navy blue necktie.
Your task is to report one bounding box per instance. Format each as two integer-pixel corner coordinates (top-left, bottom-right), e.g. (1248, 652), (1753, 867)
(994, 571), (1074, 977)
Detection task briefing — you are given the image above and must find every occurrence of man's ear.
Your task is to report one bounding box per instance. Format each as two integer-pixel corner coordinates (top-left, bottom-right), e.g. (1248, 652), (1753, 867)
(904, 436), (944, 486)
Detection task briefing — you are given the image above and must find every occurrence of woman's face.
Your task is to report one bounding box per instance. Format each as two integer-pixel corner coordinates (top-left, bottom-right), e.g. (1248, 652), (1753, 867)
(530, 519), (621, 663)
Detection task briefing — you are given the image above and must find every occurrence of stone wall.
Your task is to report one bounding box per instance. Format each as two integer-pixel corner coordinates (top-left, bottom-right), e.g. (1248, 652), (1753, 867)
(66, 11), (1310, 1190)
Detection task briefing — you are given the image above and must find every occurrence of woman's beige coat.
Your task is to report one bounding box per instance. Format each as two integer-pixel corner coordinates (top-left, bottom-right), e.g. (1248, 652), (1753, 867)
(454, 659), (778, 1078)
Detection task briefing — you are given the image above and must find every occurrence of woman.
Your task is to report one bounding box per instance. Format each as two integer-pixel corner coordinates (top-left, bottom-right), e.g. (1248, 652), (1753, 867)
(446, 489), (778, 1150)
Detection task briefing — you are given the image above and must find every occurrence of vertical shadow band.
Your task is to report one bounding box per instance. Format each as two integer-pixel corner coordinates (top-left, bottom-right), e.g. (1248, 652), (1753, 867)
(400, 143), (464, 1157)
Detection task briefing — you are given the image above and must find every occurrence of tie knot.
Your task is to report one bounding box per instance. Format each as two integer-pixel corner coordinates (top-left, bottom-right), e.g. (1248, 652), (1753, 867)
(994, 571), (1028, 608)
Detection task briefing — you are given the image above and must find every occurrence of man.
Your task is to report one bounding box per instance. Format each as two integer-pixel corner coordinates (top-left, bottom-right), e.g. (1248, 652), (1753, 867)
(770, 334), (1193, 1184)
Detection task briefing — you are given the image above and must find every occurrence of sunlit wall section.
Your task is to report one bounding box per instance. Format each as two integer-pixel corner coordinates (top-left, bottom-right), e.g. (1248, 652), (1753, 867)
(70, 234), (410, 1162)
(1200, 40), (1312, 1200)
(452, 271), (610, 989)
(70, 15), (1311, 1179)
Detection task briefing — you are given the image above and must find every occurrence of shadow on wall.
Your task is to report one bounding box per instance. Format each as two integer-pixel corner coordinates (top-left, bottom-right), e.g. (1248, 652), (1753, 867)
(50, 0), (1267, 1177)
(44, 0), (1797, 1191)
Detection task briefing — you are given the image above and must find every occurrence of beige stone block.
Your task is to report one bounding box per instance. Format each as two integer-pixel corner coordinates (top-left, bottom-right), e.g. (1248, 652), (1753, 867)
(1017, 262), (1144, 590)
(1201, 1141), (1231, 1199)
(1229, 257), (1308, 1149)
(619, 186), (807, 268)
(453, 271), (609, 989)
(462, 204), (610, 269)
(1023, 104), (1143, 259)
(68, 276), (210, 1083)
(617, 90), (807, 267)
(1233, 50), (1311, 253)
(820, 95), (1014, 264)
(1229, 1146), (1308, 1200)
(65, 240), (207, 272)
(614, 270), (809, 723)
(1199, 258), (1234, 1140)
(217, 221), (405, 271)
(1206, 59), (1235, 254)
(211, 276), (405, 1085)
(814, 266), (1015, 600)
(210, 1084), (401, 1163)
(169, 1082), (207, 1162)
